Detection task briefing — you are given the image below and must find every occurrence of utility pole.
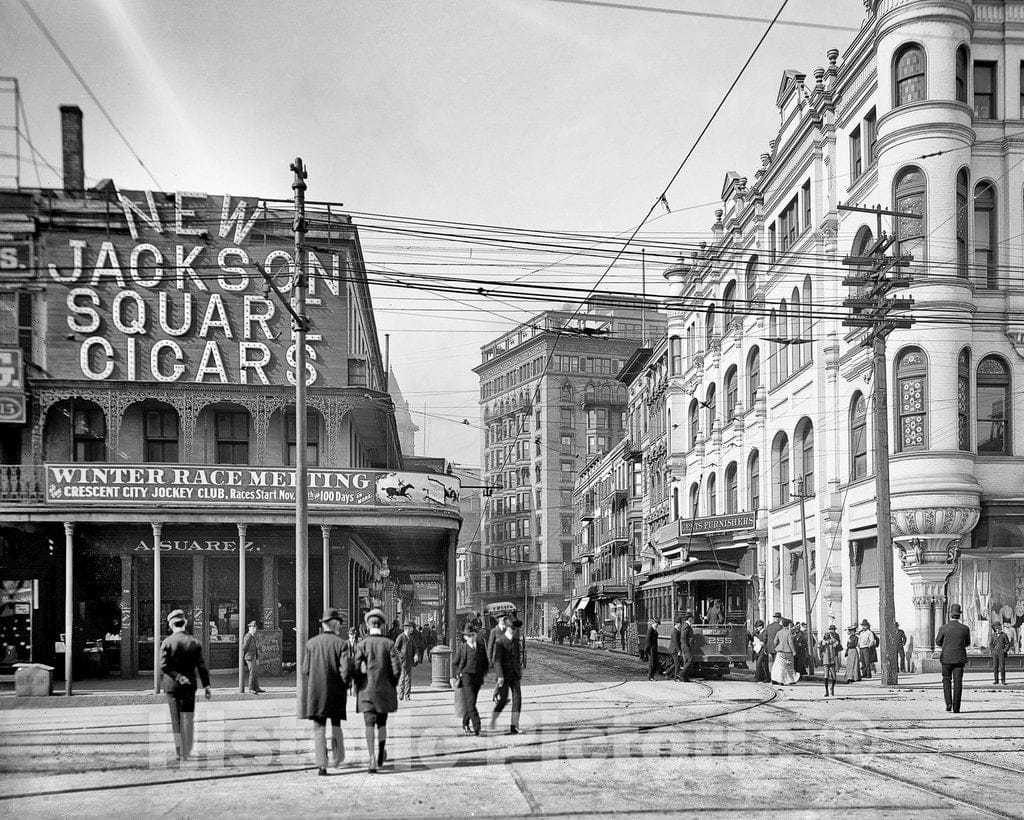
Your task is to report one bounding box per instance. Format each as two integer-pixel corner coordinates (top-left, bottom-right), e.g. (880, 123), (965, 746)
(840, 203), (919, 688)
(792, 477), (814, 647)
(291, 158), (310, 714)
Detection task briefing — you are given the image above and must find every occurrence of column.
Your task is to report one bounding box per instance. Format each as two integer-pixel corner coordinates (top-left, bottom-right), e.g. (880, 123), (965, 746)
(119, 555), (132, 679)
(911, 595), (932, 655)
(262, 556), (275, 628)
(756, 538), (767, 623)
(152, 522), (162, 695)
(321, 526), (332, 609)
(446, 532), (457, 649)
(63, 522), (74, 697)
(237, 523), (247, 694)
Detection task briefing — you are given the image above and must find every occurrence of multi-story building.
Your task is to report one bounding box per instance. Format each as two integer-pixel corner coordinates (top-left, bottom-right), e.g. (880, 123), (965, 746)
(474, 300), (665, 635)
(630, 0), (1024, 670)
(452, 465), (483, 618)
(0, 107), (463, 682)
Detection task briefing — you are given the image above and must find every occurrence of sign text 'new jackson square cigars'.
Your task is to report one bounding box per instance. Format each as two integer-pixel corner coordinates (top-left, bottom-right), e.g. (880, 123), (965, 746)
(41, 190), (358, 386)
(45, 465), (461, 509)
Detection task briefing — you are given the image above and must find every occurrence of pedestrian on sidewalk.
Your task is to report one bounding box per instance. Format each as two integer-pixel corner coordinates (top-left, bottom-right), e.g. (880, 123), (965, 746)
(490, 618), (523, 735)
(669, 616), (683, 681)
(160, 609), (211, 763)
(843, 626), (861, 683)
(793, 623), (808, 677)
(646, 618), (661, 680)
(857, 620), (876, 679)
(819, 625), (843, 697)
(752, 620), (770, 683)
(679, 613), (695, 682)
(302, 608), (353, 776)
(989, 621), (1010, 686)
(771, 619), (800, 685)
(242, 621), (265, 694)
(935, 603), (971, 713)
(488, 614), (511, 665)
(394, 621), (418, 701)
(895, 622), (908, 673)
(765, 612), (783, 678)
(452, 623), (488, 735)
(353, 608), (401, 772)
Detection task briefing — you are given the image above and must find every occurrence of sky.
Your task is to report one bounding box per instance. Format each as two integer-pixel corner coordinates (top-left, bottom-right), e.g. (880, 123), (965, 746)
(3, 0), (867, 466)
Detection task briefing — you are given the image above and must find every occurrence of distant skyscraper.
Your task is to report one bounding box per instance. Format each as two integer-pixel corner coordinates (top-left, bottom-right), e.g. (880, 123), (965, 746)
(389, 367), (419, 456)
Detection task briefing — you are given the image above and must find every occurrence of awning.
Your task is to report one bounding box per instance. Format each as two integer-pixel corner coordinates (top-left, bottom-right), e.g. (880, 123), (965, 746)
(639, 566), (749, 590)
(484, 601), (519, 615)
(575, 596), (591, 611)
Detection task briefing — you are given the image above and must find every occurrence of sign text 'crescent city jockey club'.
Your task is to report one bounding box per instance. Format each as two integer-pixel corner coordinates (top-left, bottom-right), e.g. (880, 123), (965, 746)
(44, 464), (461, 509)
(42, 191), (359, 385)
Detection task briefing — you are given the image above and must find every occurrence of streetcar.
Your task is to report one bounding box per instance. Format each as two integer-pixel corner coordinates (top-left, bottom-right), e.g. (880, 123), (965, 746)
(635, 560), (752, 678)
(482, 600), (519, 632)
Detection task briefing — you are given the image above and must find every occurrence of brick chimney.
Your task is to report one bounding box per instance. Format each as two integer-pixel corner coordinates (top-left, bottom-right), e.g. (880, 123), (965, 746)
(60, 105), (84, 195)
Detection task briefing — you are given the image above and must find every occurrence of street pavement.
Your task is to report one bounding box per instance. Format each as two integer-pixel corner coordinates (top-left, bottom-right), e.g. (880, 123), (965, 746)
(1, 642), (1021, 818)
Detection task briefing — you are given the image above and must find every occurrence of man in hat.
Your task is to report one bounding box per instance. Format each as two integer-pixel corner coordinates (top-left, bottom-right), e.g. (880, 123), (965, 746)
(895, 622), (908, 673)
(302, 607), (353, 775)
(668, 616), (684, 681)
(353, 608), (401, 772)
(487, 613), (512, 667)
(936, 603), (971, 712)
(679, 612), (696, 682)
(857, 620), (876, 679)
(990, 621), (1011, 685)
(646, 617), (661, 681)
(765, 612), (783, 679)
(452, 623), (489, 735)
(393, 620), (419, 701)
(160, 609), (211, 762)
(490, 618), (525, 734)
(242, 620), (265, 694)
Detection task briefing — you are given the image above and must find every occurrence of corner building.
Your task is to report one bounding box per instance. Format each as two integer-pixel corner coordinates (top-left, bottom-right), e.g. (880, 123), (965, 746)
(0, 108), (462, 681)
(645, 0), (1023, 670)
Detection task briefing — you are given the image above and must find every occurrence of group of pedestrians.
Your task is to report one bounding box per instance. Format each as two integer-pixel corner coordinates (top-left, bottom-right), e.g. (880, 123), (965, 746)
(452, 613), (526, 736)
(644, 613), (696, 682)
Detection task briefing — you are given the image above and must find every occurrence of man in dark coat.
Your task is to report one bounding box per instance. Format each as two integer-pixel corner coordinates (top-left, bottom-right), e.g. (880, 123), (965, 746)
(452, 623), (489, 735)
(353, 608), (401, 772)
(302, 607), (353, 775)
(242, 620), (265, 694)
(668, 617), (683, 681)
(490, 618), (524, 734)
(487, 613), (512, 666)
(935, 603), (972, 713)
(646, 618), (661, 680)
(393, 621), (418, 701)
(160, 609), (212, 762)
(765, 612), (783, 678)
(895, 622), (908, 673)
(679, 613), (695, 682)
(990, 622), (1010, 685)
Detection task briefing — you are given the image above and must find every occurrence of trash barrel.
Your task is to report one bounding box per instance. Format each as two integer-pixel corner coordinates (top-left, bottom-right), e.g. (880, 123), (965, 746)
(429, 645), (452, 689)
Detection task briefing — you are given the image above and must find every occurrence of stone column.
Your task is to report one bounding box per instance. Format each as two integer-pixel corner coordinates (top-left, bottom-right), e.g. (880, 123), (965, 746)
(321, 526), (332, 610)
(262, 556), (276, 628)
(237, 523), (247, 694)
(120, 554), (133, 678)
(63, 522), (74, 697)
(151, 522), (162, 694)
(756, 538), (767, 623)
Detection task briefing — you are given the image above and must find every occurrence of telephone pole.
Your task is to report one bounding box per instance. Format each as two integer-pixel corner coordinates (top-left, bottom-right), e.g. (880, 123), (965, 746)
(840, 203), (919, 687)
(291, 158), (311, 714)
(792, 477), (813, 644)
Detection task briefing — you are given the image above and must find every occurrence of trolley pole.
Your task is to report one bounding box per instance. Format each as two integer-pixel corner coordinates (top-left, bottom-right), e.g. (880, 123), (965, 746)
(793, 478), (813, 647)
(291, 158), (310, 715)
(840, 203), (919, 688)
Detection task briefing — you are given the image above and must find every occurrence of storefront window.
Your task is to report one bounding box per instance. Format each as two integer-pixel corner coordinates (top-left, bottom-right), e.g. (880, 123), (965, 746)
(79, 554), (122, 677)
(137, 555), (193, 671)
(0, 580), (33, 665)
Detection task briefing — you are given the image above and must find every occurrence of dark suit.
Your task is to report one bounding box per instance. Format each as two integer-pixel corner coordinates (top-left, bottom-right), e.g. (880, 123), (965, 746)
(302, 631), (353, 769)
(765, 621), (783, 670)
(159, 630), (210, 760)
(990, 631), (1010, 684)
(452, 639), (489, 732)
(353, 635), (401, 716)
(679, 622), (695, 681)
(668, 625), (683, 680)
(646, 624), (660, 679)
(491, 634), (523, 730)
(242, 631), (260, 692)
(935, 619), (971, 712)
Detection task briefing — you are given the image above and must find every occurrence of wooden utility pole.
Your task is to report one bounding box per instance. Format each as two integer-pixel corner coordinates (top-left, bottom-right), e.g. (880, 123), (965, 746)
(840, 203), (919, 687)
(792, 478), (813, 645)
(291, 158), (311, 714)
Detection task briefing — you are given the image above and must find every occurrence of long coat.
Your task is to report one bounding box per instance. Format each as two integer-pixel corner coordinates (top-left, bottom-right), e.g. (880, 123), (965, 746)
(935, 620), (971, 664)
(492, 634), (522, 681)
(668, 625), (682, 654)
(451, 640), (489, 687)
(353, 634), (401, 714)
(301, 631), (352, 721)
(160, 631), (210, 693)
(394, 631), (418, 667)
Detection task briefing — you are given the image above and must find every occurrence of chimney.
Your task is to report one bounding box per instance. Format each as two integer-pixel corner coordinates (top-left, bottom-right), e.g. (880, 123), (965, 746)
(60, 105), (84, 195)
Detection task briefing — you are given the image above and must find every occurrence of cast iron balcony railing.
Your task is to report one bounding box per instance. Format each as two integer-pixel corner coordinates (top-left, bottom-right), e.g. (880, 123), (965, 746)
(0, 465), (45, 502)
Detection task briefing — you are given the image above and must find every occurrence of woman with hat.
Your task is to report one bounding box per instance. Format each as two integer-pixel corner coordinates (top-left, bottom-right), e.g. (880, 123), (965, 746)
(769, 618), (800, 686)
(301, 607), (353, 776)
(843, 626), (862, 683)
(353, 608), (401, 772)
(159, 608), (211, 762)
(393, 620), (419, 701)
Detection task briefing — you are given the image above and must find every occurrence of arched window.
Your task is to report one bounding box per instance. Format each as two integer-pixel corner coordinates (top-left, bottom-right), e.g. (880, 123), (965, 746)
(585, 383), (596, 403)
(768, 310), (778, 387)
(790, 288), (802, 370)
(795, 417), (814, 495)
(723, 281), (737, 331)
(745, 256), (759, 301)
(669, 336), (682, 375)
(724, 366), (738, 422)
(974, 181), (997, 288)
(705, 305), (716, 348)
(747, 347), (761, 406)
(850, 392), (868, 479)
(672, 486), (680, 520)
(778, 301), (790, 382)
(802, 277), (813, 361)
(895, 166), (926, 260)
(689, 398), (700, 446)
(955, 45), (969, 103)
(956, 169), (969, 278)
(725, 462), (738, 514)
(771, 432), (790, 507)
(599, 383), (611, 402)
(748, 450), (760, 511)
(896, 347), (928, 451)
(894, 43), (926, 106)
(705, 383), (717, 432)
(689, 482), (700, 517)
(958, 349), (970, 451)
(707, 473), (717, 516)
(977, 355), (1011, 454)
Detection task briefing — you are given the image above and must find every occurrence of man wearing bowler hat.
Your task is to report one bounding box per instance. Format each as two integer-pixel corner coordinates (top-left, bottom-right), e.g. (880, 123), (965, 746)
(451, 623), (489, 735)
(160, 608), (212, 762)
(242, 620), (265, 694)
(393, 620), (419, 701)
(935, 603), (971, 713)
(302, 607), (353, 775)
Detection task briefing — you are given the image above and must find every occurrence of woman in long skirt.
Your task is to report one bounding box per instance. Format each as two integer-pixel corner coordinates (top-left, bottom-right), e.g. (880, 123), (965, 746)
(843, 626), (862, 683)
(770, 619), (801, 685)
(752, 620), (770, 683)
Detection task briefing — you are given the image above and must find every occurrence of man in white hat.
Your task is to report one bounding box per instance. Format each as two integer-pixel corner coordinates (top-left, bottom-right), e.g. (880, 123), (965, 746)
(159, 609), (211, 762)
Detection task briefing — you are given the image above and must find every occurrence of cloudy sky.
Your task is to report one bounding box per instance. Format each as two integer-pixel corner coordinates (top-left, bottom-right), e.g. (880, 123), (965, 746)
(4, 0), (866, 466)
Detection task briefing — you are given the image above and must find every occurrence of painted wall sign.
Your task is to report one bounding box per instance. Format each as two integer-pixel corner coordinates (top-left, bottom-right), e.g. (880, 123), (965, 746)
(255, 628), (282, 676)
(40, 191), (357, 386)
(45, 464), (461, 509)
(0, 348), (26, 424)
